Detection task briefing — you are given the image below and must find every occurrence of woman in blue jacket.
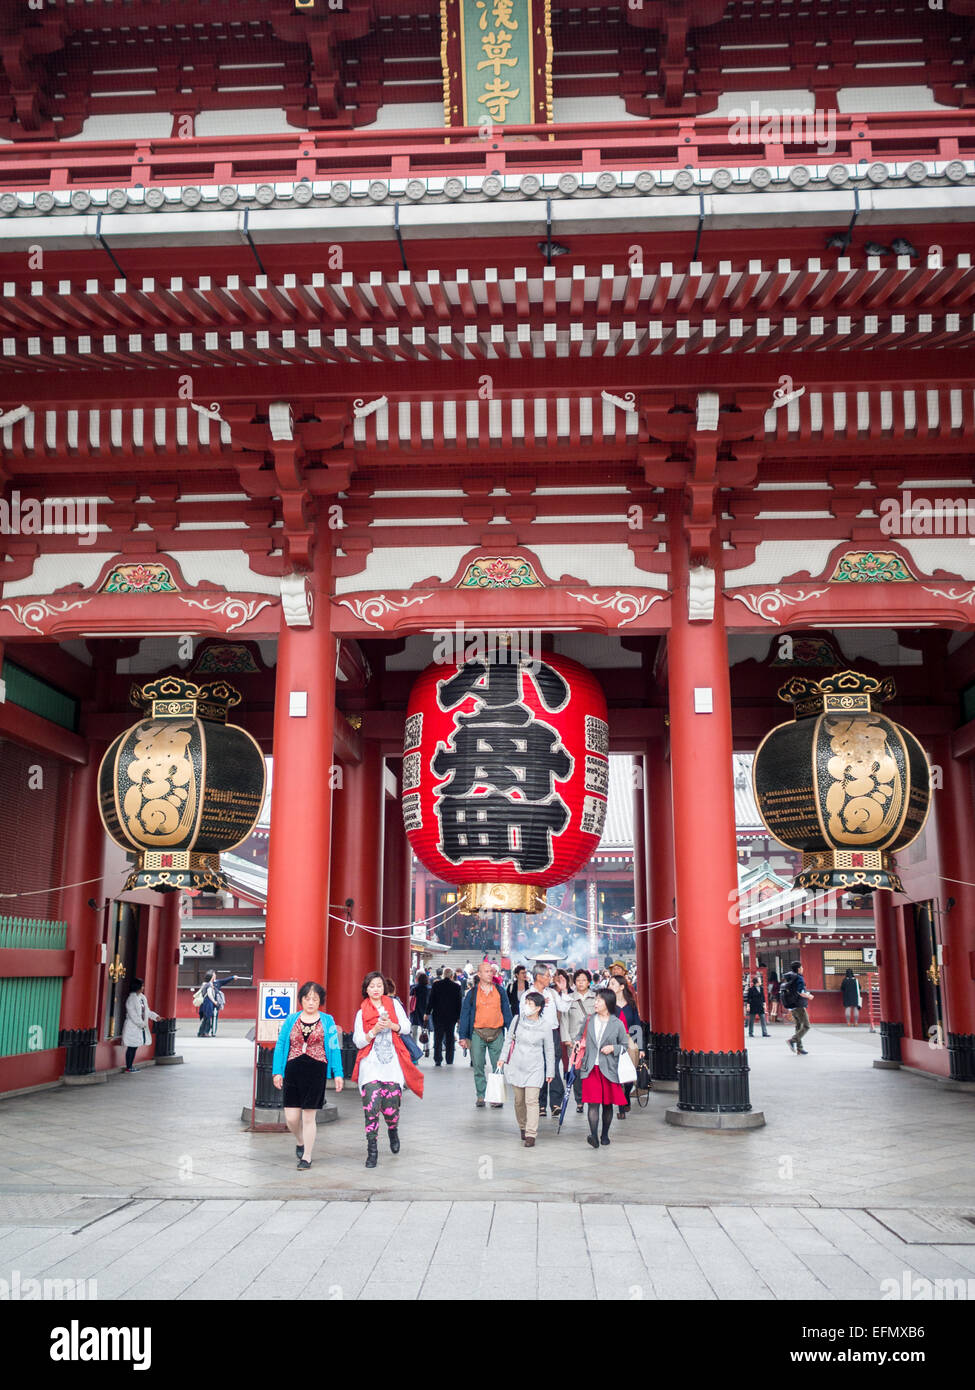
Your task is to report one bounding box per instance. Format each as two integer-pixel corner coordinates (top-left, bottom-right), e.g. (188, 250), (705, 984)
(272, 981), (344, 1170)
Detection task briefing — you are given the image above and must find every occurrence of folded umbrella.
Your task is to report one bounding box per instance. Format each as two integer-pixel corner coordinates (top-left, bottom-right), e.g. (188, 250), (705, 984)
(557, 1074), (574, 1131)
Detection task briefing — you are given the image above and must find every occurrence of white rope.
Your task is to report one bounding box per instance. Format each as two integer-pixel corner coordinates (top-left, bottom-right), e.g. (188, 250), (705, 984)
(0, 874), (105, 900)
(330, 900), (466, 940)
(546, 900), (676, 935)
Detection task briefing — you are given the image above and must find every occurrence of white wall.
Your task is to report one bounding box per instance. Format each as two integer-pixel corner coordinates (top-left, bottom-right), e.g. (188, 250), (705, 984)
(836, 85), (954, 112)
(194, 108), (303, 136)
(359, 101), (446, 130)
(63, 112), (174, 141)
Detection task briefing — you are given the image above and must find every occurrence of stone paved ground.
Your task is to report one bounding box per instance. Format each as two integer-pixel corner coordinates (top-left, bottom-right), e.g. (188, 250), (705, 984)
(0, 1022), (973, 1300)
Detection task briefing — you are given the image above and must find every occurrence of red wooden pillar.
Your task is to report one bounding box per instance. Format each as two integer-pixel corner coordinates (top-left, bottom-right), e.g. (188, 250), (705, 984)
(382, 762), (412, 996)
(264, 542), (336, 987)
(933, 741), (975, 1081)
(666, 543), (763, 1126)
(632, 754), (649, 1018)
(58, 743), (107, 1050)
(647, 734), (680, 1088)
(326, 738), (385, 1031)
(873, 890), (905, 1068)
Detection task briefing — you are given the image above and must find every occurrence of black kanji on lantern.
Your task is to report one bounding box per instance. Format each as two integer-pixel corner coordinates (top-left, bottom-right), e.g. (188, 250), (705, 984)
(433, 661), (573, 873)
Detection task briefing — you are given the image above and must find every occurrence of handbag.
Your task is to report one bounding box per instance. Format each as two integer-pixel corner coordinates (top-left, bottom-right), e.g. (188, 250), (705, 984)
(401, 1032), (423, 1063)
(635, 1060), (652, 1107)
(485, 1070), (506, 1105)
(569, 1016), (591, 1071)
(617, 1049), (638, 1085)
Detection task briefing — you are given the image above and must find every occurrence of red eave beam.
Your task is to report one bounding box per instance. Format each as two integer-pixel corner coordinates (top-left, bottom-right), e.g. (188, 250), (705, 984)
(4, 349), (975, 410)
(0, 700), (88, 764)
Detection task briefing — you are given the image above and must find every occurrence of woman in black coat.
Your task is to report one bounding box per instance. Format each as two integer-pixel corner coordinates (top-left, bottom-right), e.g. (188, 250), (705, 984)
(841, 968), (862, 1026)
(507, 964), (528, 1017)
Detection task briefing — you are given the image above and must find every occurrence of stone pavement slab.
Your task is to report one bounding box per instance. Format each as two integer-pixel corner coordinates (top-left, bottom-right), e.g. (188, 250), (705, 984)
(3, 1195), (973, 1301)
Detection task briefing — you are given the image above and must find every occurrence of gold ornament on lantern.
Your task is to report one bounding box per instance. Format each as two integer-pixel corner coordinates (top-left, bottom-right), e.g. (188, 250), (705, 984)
(752, 671), (931, 894)
(98, 677), (266, 893)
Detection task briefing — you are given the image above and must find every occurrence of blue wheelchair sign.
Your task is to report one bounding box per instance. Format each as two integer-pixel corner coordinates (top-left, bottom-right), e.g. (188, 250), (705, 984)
(257, 981), (298, 1041)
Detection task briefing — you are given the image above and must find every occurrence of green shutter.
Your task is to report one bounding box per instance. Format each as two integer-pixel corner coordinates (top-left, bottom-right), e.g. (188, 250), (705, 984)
(0, 917), (67, 1056)
(1, 661), (79, 732)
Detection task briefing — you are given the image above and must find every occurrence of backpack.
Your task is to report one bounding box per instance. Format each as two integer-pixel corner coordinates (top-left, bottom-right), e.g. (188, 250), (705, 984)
(192, 987), (205, 1009)
(780, 974), (802, 1010)
(215, 988), (226, 1010)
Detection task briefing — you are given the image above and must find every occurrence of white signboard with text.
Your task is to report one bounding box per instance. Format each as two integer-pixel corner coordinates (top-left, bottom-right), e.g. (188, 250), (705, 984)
(257, 980), (298, 1043)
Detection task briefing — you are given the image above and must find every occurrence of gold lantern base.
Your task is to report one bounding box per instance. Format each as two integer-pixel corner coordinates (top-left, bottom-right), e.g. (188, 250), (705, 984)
(459, 882), (547, 915)
(796, 850), (902, 895)
(124, 851), (226, 895)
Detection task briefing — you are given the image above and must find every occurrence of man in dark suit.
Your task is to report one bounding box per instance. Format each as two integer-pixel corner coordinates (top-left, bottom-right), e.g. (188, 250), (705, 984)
(426, 967), (463, 1065)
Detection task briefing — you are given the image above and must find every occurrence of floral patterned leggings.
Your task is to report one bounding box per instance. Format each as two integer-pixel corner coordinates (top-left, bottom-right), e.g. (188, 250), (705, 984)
(361, 1080), (403, 1136)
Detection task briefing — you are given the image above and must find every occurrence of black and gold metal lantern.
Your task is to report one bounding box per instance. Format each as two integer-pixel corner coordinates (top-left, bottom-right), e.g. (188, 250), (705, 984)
(98, 677), (266, 893)
(752, 671), (930, 894)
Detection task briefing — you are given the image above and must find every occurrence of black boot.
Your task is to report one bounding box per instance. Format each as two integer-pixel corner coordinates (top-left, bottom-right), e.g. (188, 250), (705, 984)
(365, 1136), (378, 1168)
(388, 1126), (400, 1154)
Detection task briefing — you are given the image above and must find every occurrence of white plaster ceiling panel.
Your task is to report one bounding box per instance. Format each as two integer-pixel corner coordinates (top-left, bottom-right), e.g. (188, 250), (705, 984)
(728, 635), (776, 666)
(194, 108), (300, 136)
(530, 545), (668, 588)
(2, 552), (115, 598)
(899, 539), (975, 583)
(552, 633), (643, 668)
(724, 540), (840, 589)
(730, 629), (923, 667)
(335, 547), (472, 594)
(385, 634), (437, 670)
(58, 639), (93, 666)
(336, 543), (667, 594)
(117, 637), (191, 674)
(168, 551), (281, 594)
(834, 629), (923, 667)
(3, 550), (282, 598)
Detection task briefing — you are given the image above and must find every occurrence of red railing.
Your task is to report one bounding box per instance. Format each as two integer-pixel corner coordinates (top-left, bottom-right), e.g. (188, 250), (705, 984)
(0, 111), (968, 192)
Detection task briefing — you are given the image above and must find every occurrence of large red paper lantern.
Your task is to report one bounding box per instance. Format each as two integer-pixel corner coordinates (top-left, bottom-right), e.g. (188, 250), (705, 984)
(402, 651), (608, 913)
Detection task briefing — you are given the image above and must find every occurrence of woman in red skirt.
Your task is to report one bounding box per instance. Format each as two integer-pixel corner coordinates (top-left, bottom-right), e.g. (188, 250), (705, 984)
(577, 988), (629, 1149)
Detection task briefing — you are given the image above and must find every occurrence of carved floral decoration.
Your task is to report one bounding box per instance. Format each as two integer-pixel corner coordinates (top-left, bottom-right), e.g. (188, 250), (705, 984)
(828, 551), (915, 584)
(457, 556), (543, 589)
(99, 562), (179, 594)
(191, 644), (260, 675)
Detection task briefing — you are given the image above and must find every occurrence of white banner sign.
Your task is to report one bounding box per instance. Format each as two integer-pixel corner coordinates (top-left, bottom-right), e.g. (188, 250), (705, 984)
(257, 980), (298, 1043)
